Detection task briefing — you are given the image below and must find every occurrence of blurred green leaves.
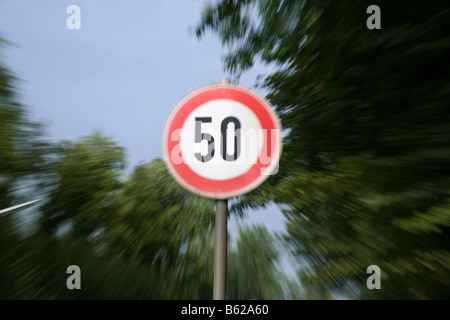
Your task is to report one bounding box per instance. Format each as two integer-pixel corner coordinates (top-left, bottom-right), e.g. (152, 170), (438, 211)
(40, 131), (125, 238)
(227, 224), (285, 300)
(197, 0), (450, 299)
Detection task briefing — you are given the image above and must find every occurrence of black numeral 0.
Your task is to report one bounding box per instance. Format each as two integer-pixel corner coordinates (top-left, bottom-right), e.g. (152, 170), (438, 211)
(221, 116), (241, 161)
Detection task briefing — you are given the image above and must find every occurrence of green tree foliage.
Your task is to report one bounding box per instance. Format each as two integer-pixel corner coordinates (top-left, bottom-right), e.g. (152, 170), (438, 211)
(103, 159), (216, 299)
(0, 39), (50, 209)
(40, 131), (125, 238)
(227, 224), (285, 299)
(0, 38), (53, 299)
(2, 150), (218, 298)
(2, 154), (289, 299)
(197, 0), (450, 298)
(2, 129), (127, 299)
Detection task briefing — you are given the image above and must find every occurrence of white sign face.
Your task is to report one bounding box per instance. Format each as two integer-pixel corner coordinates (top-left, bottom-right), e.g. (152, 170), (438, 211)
(179, 99), (262, 180)
(163, 83), (282, 199)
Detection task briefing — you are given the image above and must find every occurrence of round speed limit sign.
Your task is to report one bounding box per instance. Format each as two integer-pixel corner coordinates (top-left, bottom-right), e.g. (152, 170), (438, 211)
(163, 83), (282, 199)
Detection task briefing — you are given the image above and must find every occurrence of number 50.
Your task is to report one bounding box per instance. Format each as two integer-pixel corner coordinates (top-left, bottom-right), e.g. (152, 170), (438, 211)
(195, 117), (241, 163)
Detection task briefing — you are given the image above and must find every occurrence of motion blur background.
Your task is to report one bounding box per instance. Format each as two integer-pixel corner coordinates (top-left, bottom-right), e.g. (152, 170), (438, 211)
(0, 0), (449, 299)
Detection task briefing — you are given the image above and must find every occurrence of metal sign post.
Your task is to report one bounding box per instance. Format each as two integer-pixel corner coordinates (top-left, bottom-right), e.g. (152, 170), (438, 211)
(213, 78), (230, 300)
(213, 199), (228, 300)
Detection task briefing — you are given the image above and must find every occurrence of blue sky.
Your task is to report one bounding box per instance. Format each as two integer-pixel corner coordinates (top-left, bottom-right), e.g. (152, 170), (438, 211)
(0, 0), (289, 257)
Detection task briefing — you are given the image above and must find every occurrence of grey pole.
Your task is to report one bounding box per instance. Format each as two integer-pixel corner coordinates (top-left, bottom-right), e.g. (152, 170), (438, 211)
(213, 199), (228, 300)
(213, 77), (231, 300)
(0, 199), (41, 217)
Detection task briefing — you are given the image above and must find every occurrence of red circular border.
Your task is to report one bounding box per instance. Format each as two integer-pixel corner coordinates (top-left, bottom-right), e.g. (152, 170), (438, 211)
(164, 85), (279, 198)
